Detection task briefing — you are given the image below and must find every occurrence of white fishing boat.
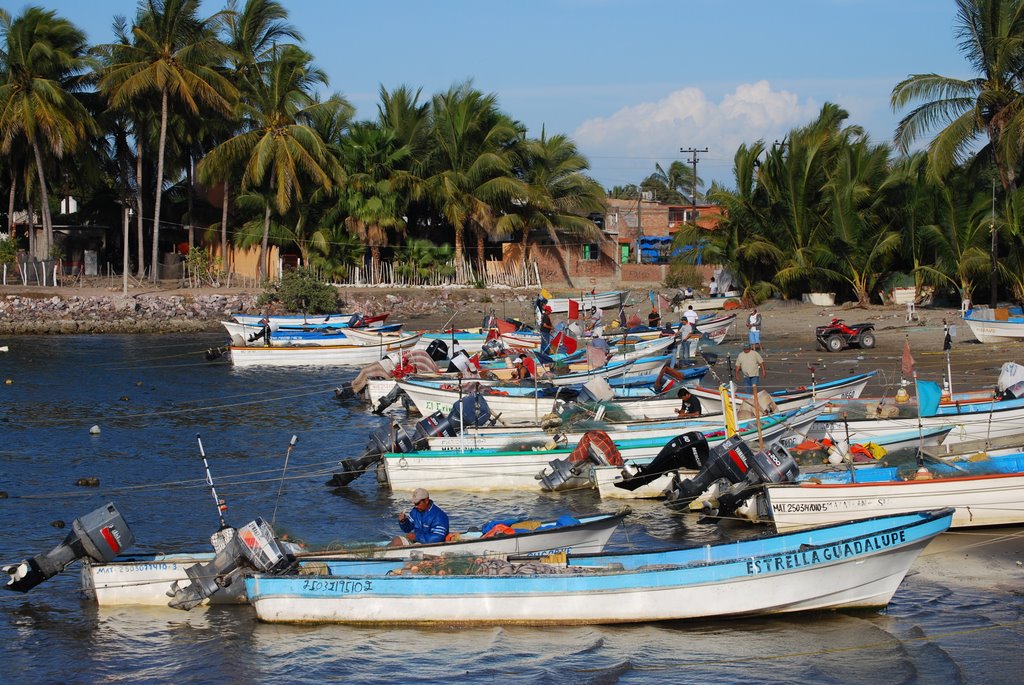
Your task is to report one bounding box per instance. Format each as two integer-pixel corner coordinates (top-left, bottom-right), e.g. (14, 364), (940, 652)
(806, 394), (1024, 447)
(593, 425), (954, 500)
(228, 333), (423, 367)
(689, 371), (879, 416)
(220, 320), (401, 347)
(545, 290), (628, 314)
(963, 306), (1024, 343)
(758, 454), (1024, 532)
(231, 312), (357, 328)
(381, 413), (816, 493)
(80, 511), (629, 607)
(244, 509), (954, 625)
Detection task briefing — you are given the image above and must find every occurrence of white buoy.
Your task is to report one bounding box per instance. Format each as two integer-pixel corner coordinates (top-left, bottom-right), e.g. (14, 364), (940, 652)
(89, 425), (101, 435)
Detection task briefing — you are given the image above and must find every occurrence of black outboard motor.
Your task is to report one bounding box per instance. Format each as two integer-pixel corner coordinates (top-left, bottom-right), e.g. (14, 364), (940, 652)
(614, 432), (709, 492)
(425, 339), (449, 363)
(168, 517), (296, 610)
(4, 503), (134, 593)
(663, 436), (799, 514)
(479, 338), (505, 361)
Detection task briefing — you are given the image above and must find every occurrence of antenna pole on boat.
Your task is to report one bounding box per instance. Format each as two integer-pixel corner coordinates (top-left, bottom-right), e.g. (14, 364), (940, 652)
(271, 434), (298, 527)
(842, 412), (855, 483)
(196, 434), (229, 530)
(943, 319), (954, 398)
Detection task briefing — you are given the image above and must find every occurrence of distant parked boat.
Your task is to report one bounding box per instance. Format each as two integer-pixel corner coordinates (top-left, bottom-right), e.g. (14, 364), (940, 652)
(963, 306), (1024, 343)
(546, 290), (628, 314)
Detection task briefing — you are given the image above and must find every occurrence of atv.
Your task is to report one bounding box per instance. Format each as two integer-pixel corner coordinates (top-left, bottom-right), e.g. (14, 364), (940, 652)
(815, 318), (876, 352)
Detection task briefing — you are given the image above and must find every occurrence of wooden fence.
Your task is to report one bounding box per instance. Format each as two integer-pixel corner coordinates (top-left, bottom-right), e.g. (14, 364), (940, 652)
(333, 258), (541, 288)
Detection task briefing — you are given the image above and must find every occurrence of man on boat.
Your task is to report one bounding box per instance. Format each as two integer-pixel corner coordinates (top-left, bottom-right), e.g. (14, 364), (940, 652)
(683, 305), (699, 327)
(512, 354), (532, 380)
(709, 277), (719, 298)
(676, 388), (702, 418)
(648, 307), (661, 328)
(540, 305), (554, 352)
(392, 488), (449, 546)
(735, 342), (765, 390)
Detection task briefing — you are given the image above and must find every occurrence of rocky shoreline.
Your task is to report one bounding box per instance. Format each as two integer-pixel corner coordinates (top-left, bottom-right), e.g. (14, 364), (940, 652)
(0, 287), (517, 335)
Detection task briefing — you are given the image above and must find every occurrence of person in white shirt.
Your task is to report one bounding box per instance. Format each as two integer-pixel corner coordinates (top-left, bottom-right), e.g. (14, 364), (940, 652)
(709, 277), (719, 297)
(747, 308), (762, 351)
(683, 305), (699, 326)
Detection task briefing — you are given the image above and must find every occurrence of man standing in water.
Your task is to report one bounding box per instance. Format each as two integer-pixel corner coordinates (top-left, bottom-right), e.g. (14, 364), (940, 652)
(735, 342), (765, 391)
(747, 308), (762, 351)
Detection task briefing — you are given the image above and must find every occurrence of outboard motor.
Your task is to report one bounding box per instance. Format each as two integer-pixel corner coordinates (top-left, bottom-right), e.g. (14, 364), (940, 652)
(425, 339), (449, 363)
(538, 430), (623, 492)
(327, 394), (494, 487)
(479, 338), (505, 361)
(614, 432), (709, 492)
(663, 436), (799, 514)
(4, 503), (134, 593)
(168, 518), (296, 610)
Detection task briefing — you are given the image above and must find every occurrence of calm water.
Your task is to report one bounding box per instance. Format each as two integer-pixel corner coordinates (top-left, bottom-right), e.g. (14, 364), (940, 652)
(0, 334), (1021, 684)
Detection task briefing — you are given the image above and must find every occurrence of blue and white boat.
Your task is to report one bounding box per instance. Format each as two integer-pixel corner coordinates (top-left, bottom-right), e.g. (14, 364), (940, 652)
(244, 509), (954, 625)
(963, 306), (1024, 343)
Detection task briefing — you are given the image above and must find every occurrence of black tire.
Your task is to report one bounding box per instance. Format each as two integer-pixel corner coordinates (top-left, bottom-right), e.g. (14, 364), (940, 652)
(827, 335), (845, 352)
(858, 331), (876, 349)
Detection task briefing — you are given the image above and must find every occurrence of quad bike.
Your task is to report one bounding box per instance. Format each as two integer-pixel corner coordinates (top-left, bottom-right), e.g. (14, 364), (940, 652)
(815, 318), (876, 352)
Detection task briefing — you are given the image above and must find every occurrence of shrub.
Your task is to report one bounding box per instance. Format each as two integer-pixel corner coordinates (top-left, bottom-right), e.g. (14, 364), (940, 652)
(0, 235), (16, 266)
(663, 263), (702, 290)
(257, 267), (339, 313)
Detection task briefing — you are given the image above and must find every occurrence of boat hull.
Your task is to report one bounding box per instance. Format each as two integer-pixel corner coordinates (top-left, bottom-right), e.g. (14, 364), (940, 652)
(245, 510), (952, 625)
(229, 334), (422, 367)
(80, 512), (627, 606)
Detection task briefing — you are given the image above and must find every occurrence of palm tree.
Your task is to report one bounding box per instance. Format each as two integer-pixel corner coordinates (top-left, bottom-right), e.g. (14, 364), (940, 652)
(891, 0), (1024, 304)
(0, 7), (96, 258)
(644, 160), (700, 206)
(99, 0), (236, 282)
(333, 121), (411, 278)
(516, 130), (605, 282)
(426, 81), (527, 275)
(826, 140), (902, 305)
(197, 44), (342, 280)
(678, 142), (781, 304)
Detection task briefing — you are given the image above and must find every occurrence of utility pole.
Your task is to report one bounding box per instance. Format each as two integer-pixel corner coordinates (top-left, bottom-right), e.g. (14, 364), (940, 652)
(680, 146), (708, 210)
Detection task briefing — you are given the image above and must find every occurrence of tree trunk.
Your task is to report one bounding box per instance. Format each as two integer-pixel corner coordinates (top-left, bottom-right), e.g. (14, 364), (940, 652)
(371, 244), (381, 281)
(476, 231), (485, 281)
(26, 199), (35, 260)
(7, 178), (14, 234)
(220, 182), (230, 275)
(151, 89), (169, 282)
(135, 141), (145, 279)
(31, 140), (53, 257)
(186, 155), (194, 250)
(454, 225), (464, 278)
(259, 202), (271, 281)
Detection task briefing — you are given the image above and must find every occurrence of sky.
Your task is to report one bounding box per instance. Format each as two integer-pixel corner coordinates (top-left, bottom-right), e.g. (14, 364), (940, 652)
(26, 0), (971, 192)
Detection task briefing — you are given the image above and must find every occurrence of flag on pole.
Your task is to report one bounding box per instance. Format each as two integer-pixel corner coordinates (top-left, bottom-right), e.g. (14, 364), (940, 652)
(649, 290), (657, 309)
(548, 332), (563, 354)
(916, 380), (942, 416)
(568, 299), (580, 320)
(523, 354), (538, 377)
(562, 333), (578, 355)
(659, 292), (673, 314)
(901, 338), (915, 377)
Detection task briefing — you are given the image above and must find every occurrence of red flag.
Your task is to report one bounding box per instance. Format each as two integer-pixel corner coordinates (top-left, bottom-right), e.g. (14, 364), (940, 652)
(485, 327), (499, 341)
(562, 334), (578, 355)
(901, 338), (915, 377)
(468, 354), (481, 372)
(548, 332), (563, 353)
(523, 355), (537, 377)
(568, 299), (580, 320)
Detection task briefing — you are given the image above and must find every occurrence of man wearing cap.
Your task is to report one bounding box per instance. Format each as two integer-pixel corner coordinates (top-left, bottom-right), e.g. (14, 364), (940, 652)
(511, 354), (532, 380)
(735, 342), (765, 391)
(540, 305), (554, 351)
(392, 488), (449, 546)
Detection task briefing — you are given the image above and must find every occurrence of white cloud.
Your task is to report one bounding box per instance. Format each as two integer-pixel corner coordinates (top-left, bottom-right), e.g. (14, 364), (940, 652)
(575, 81), (820, 186)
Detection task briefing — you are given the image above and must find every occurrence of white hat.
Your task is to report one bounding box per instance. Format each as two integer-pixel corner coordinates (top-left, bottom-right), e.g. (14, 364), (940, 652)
(411, 488), (429, 504)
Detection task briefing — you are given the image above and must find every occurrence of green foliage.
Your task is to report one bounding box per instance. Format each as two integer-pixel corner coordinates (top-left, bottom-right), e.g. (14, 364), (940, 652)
(663, 263), (702, 290)
(48, 243), (65, 261)
(183, 247), (222, 286)
(394, 239), (455, 281)
(257, 267), (339, 313)
(0, 236), (17, 265)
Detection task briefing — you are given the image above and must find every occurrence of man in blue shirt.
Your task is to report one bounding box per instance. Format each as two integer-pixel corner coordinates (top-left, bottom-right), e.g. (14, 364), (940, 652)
(392, 488), (449, 545)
